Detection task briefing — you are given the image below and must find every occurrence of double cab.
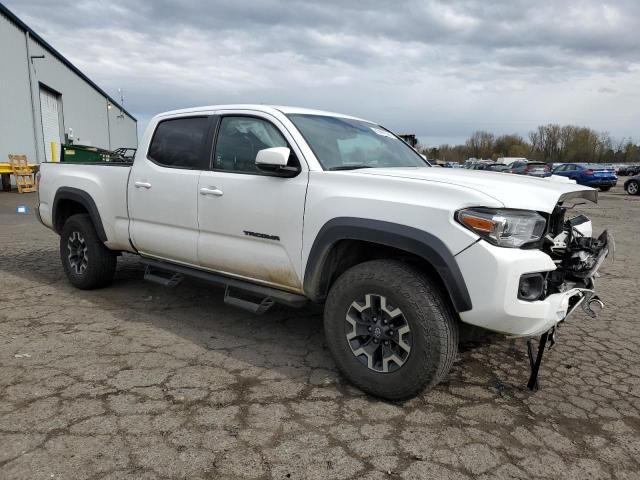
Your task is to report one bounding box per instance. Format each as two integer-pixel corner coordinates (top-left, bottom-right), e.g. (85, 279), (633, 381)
(36, 105), (611, 399)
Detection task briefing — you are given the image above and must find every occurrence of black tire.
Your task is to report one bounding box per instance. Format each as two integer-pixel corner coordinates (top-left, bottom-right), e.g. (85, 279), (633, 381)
(626, 180), (639, 196)
(60, 214), (116, 289)
(324, 259), (459, 400)
(599, 186), (611, 192)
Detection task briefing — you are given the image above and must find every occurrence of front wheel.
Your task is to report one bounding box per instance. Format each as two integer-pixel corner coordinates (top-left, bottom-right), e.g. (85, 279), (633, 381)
(323, 259), (459, 400)
(60, 214), (117, 289)
(626, 180), (639, 195)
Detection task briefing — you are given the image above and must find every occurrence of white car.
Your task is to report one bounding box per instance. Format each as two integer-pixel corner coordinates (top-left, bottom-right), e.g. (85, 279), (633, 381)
(36, 105), (611, 399)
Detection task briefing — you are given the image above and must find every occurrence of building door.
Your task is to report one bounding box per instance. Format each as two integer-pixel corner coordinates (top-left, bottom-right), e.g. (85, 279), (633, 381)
(39, 87), (61, 162)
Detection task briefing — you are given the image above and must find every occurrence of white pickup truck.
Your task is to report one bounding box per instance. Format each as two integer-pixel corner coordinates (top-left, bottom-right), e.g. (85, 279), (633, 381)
(36, 105), (610, 399)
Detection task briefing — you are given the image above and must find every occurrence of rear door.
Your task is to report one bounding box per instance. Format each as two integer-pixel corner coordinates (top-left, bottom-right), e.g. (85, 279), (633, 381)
(197, 112), (308, 291)
(555, 164), (577, 179)
(128, 115), (212, 266)
(553, 164), (567, 176)
(565, 164), (579, 180)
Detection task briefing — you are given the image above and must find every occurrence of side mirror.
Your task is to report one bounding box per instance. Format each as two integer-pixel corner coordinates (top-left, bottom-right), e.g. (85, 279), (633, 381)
(255, 147), (300, 177)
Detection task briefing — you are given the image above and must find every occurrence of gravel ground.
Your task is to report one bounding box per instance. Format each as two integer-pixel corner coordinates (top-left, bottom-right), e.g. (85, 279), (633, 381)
(1, 185), (639, 480)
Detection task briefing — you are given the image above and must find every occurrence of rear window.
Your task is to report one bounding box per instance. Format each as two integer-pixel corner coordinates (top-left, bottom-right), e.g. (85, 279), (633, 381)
(148, 117), (210, 169)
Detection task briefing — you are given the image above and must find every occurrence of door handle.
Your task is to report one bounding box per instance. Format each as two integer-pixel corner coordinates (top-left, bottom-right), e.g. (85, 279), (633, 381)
(134, 181), (152, 189)
(199, 187), (223, 197)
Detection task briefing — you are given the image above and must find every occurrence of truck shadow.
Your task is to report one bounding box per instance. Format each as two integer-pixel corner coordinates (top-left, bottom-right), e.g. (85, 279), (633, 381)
(1, 246), (527, 401)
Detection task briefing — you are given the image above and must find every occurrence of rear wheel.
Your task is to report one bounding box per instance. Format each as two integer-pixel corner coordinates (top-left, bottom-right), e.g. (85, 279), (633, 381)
(599, 186), (611, 192)
(323, 259), (458, 400)
(60, 214), (116, 289)
(626, 180), (639, 195)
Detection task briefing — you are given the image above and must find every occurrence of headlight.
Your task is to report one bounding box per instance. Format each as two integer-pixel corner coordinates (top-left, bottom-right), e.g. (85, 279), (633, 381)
(456, 208), (546, 248)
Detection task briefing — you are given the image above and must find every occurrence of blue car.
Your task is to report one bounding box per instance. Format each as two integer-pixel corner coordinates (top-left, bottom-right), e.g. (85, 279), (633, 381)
(552, 163), (618, 191)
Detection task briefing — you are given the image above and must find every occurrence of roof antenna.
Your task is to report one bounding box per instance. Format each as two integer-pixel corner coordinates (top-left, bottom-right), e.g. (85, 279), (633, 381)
(117, 88), (125, 118)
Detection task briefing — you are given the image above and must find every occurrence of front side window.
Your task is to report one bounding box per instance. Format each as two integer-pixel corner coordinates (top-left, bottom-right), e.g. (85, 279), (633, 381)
(214, 116), (293, 173)
(287, 114), (428, 170)
(147, 117), (209, 169)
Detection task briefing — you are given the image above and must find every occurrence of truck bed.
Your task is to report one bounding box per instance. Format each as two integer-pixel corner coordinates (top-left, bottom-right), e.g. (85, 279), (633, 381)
(38, 162), (134, 252)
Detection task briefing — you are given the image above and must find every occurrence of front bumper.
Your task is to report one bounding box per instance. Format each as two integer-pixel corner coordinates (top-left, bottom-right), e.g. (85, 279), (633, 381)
(455, 240), (604, 336)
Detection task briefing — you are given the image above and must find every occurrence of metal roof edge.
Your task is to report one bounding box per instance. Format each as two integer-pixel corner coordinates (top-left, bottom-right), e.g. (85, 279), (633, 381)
(0, 1), (137, 122)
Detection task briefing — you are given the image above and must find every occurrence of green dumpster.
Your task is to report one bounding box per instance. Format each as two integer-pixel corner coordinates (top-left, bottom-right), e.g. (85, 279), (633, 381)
(61, 144), (111, 163)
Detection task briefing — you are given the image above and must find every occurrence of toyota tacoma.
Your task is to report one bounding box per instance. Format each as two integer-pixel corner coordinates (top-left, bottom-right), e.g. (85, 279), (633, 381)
(36, 105), (611, 399)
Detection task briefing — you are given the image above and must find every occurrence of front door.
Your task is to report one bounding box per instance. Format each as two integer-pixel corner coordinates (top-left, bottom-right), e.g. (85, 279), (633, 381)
(129, 116), (211, 266)
(197, 113), (308, 291)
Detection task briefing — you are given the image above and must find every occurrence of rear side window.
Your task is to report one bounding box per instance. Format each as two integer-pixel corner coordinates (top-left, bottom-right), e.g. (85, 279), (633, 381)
(148, 117), (209, 169)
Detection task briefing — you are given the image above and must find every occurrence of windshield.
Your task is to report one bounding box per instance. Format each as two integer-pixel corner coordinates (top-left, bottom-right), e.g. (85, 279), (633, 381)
(287, 114), (429, 170)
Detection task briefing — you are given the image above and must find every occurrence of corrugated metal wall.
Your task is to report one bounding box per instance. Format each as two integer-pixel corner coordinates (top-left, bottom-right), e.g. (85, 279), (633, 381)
(0, 11), (137, 164)
(0, 13), (36, 163)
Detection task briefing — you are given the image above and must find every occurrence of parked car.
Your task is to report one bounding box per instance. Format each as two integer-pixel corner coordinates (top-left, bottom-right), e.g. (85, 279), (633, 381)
(496, 157), (527, 165)
(552, 163), (618, 191)
(624, 174), (640, 195)
(469, 160), (495, 170)
(112, 147), (137, 161)
(618, 164), (640, 176)
(483, 163), (510, 172)
(463, 159), (492, 169)
(509, 161), (552, 177)
(36, 104), (610, 400)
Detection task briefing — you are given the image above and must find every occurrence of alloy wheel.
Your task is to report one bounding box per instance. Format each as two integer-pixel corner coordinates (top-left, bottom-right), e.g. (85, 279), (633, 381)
(628, 181), (639, 195)
(345, 293), (412, 373)
(67, 231), (88, 274)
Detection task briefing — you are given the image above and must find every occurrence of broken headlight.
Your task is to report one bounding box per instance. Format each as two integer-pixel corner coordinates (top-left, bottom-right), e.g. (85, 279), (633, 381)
(456, 208), (547, 248)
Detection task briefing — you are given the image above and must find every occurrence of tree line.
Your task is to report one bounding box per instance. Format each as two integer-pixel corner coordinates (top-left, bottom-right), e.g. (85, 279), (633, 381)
(423, 124), (640, 164)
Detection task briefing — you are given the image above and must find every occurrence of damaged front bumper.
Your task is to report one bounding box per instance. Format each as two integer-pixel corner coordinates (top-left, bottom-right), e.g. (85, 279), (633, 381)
(456, 216), (612, 337)
(456, 202), (612, 390)
(543, 228), (612, 321)
(523, 223), (611, 390)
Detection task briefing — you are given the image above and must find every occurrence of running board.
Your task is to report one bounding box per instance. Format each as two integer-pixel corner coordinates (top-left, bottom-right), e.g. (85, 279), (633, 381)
(139, 258), (307, 309)
(224, 286), (275, 314)
(144, 265), (183, 287)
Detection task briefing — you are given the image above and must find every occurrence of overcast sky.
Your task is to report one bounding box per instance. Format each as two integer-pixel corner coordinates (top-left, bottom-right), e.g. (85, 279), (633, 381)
(6, 0), (640, 146)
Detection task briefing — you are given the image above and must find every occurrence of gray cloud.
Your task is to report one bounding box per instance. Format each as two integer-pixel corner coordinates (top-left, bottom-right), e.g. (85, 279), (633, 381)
(5, 0), (640, 145)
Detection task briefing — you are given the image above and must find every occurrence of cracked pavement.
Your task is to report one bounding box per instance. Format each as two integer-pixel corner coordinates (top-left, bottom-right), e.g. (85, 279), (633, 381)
(1, 185), (639, 479)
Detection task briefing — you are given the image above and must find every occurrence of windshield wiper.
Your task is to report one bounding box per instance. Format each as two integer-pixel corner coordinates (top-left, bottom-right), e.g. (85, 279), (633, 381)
(328, 164), (375, 171)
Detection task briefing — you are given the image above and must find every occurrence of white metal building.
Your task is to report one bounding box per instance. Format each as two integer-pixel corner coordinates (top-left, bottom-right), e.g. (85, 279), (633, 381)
(0, 3), (137, 164)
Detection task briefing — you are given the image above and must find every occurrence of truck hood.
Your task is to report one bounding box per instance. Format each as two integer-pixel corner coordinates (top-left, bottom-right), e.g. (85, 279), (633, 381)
(354, 167), (597, 213)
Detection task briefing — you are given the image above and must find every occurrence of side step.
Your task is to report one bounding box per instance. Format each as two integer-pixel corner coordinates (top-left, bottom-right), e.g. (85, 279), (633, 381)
(224, 286), (275, 314)
(139, 258), (308, 310)
(144, 265), (183, 287)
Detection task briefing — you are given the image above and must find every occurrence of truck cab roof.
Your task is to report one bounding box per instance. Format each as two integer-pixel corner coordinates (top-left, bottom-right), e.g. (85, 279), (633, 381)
(156, 104), (369, 122)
